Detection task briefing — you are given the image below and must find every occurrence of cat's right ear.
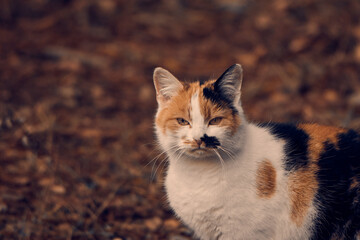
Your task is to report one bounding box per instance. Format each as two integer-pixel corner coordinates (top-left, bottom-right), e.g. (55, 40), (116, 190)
(153, 67), (183, 107)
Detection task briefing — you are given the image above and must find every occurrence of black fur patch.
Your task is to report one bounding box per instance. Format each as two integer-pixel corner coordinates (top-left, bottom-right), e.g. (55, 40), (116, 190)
(203, 87), (231, 106)
(202, 65), (240, 114)
(260, 123), (310, 172)
(203, 87), (238, 115)
(200, 134), (220, 148)
(310, 130), (360, 240)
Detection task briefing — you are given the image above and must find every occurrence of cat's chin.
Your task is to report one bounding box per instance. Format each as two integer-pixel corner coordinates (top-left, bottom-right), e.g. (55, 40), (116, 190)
(182, 148), (216, 158)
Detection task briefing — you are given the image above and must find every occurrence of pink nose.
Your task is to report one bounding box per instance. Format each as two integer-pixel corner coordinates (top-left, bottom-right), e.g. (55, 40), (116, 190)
(194, 139), (202, 147)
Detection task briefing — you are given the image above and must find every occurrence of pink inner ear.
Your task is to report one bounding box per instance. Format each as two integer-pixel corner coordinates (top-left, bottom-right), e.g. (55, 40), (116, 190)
(153, 67), (183, 104)
(154, 79), (163, 96)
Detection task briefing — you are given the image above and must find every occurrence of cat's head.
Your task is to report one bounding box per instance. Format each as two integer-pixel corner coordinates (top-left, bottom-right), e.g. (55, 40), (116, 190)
(153, 64), (246, 160)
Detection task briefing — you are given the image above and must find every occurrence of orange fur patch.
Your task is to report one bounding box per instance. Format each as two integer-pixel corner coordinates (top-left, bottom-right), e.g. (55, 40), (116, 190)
(155, 82), (198, 133)
(288, 168), (318, 226)
(256, 160), (277, 198)
(287, 124), (345, 226)
(298, 123), (345, 160)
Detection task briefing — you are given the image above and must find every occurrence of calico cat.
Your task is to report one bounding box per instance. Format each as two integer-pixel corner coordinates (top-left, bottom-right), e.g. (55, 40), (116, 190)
(153, 64), (360, 240)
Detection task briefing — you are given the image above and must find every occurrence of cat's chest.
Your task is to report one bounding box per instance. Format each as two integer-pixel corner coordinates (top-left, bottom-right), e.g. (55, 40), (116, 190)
(165, 161), (259, 237)
(165, 162), (228, 209)
(166, 174), (255, 220)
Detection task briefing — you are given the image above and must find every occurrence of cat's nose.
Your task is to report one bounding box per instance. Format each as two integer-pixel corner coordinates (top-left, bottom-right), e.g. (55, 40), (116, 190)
(194, 139), (202, 147)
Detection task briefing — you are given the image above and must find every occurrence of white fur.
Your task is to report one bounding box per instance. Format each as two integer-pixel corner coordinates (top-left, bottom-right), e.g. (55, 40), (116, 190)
(190, 92), (206, 140)
(155, 100), (317, 240)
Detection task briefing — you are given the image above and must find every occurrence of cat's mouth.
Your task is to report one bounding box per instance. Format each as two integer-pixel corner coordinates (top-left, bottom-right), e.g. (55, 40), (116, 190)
(185, 147), (215, 157)
(190, 148), (208, 153)
(181, 135), (221, 157)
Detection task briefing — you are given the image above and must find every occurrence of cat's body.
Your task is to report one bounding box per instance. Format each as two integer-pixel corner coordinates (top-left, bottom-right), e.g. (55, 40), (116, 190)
(153, 64), (360, 240)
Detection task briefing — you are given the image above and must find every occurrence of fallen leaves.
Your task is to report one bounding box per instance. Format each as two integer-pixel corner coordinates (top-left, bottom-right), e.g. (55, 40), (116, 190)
(1, 0), (360, 239)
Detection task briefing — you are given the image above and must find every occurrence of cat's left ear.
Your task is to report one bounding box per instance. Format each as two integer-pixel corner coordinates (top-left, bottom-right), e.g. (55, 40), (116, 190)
(153, 67), (183, 107)
(214, 64), (243, 104)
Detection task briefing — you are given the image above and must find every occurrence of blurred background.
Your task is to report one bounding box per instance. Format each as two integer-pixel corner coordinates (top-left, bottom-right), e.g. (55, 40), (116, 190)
(1, 0), (360, 239)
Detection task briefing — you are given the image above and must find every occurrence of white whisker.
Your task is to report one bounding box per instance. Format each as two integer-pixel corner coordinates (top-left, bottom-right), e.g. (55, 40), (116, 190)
(173, 148), (186, 166)
(151, 145), (185, 181)
(151, 157), (168, 182)
(145, 144), (179, 168)
(218, 146), (236, 163)
(212, 149), (226, 179)
(148, 144), (179, 182)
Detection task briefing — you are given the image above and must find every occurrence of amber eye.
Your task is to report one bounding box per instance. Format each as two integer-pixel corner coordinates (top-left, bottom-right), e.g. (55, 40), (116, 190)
(209, 117), (223, 125)
(177, 118), (190, 126)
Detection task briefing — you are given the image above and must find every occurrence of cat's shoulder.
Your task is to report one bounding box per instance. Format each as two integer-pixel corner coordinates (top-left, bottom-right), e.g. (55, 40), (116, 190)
(258, 121), (360, 172)
(259, 122), (349, 141)
(259, 122), (360, 154)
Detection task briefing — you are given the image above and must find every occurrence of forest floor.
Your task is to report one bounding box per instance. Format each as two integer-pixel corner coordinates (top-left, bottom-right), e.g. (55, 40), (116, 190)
(1, 0), (360, 239)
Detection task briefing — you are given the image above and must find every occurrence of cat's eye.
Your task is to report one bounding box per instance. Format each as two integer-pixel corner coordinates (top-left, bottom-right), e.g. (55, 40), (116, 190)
(209, 117), (223, 125)
(177, 118), (190, 126)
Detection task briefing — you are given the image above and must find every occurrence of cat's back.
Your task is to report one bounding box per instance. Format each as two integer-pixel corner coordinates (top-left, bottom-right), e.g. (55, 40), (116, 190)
(263, 122), (360, 240)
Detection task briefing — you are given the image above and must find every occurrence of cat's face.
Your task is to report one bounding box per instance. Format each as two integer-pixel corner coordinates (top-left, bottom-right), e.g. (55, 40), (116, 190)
(154, 64), (245, 160)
